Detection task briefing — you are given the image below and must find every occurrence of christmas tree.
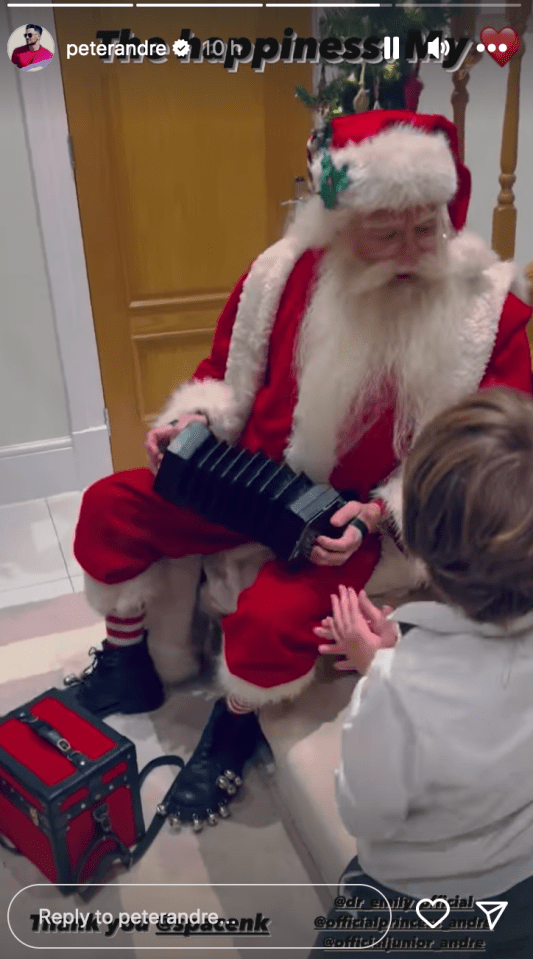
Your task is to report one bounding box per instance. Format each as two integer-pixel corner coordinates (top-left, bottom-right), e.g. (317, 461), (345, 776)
(296, 2), (459, 122)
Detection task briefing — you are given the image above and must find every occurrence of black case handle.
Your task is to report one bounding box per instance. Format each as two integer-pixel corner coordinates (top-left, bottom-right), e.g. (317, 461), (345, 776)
(1, 718), (185, 897)
(16, 711), (90, 771)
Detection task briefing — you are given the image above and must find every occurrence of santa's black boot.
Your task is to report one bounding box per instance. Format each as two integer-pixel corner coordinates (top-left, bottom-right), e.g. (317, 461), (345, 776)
(168, 698), (266, 830)
(63, 633), (165, 717)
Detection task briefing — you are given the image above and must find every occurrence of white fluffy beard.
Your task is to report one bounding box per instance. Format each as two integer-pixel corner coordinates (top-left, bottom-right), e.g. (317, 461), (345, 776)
(284, 237), (467, 482)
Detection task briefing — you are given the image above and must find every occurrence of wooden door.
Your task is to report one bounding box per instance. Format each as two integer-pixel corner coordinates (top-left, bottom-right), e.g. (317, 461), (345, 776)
(54, 7), (313, 471)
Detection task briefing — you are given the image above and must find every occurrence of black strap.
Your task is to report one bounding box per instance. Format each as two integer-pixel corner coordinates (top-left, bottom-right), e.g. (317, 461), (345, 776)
(75, 796), (136, 899)
(16, 711), (90, 771)
(75, 821), (132, 896)
(137, 754), (185, 790)
(76, 845), (130, 901)
(0, 732), (185, 893)
(76, 754), (185, 896)
(129, 756), (185, 866)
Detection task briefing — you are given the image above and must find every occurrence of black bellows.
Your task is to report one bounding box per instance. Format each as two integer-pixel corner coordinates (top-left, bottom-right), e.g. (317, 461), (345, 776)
(154, 422), (347, 561)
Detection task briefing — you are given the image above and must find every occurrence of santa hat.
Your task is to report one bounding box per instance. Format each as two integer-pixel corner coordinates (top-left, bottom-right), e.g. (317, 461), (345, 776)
(307, 110), (471, 233)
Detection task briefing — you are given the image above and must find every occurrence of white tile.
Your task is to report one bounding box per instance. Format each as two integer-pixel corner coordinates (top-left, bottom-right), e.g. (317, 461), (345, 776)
(46, 490), (83, 578)
(71, 574), (85, 593)
(0, 578), (73, 610)
(0, 499), (68, 592)
(0, 619), (102, 680)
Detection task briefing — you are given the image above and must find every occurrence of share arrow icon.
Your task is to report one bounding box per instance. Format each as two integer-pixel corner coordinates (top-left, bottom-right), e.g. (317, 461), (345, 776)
(475, 901), (508, 930)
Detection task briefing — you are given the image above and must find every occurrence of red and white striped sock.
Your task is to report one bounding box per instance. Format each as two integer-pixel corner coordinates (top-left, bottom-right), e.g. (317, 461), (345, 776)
(226, 694), (256, 715)
(105, 611), (146, 648)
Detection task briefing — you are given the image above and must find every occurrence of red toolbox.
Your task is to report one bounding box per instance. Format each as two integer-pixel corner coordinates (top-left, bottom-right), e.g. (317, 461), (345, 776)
(0, 688), (145, 892)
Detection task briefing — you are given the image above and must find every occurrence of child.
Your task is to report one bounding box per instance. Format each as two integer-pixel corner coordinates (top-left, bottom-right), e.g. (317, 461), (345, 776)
(311, 387), (533, 958)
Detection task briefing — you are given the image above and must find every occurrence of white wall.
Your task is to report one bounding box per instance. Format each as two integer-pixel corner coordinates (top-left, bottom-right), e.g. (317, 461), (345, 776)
(0, 9), (70, 447)
(0, 4), (112, 505)
(418, 23), (533, 274)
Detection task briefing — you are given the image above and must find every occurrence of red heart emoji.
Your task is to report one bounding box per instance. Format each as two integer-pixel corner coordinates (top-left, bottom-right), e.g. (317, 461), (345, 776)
(480, 27), (520, 67)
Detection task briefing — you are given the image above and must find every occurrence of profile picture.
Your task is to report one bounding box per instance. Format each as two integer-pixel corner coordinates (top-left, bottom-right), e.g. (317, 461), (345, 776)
(8, 24), (55, 72)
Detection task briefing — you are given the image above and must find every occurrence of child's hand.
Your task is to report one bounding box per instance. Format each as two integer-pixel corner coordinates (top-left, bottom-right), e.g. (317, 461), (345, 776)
(357, 590), (399, 649)
(314, 586), (398, 674)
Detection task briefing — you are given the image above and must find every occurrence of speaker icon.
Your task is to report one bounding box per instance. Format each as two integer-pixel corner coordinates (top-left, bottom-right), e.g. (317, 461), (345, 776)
(426, 35), (440, 58)
(426, 36), (450, 59)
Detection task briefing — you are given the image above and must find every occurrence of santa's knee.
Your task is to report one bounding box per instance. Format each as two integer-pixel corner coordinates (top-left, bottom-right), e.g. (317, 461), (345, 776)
(74, 474), (129, 574)
(219, 609), (318, 707)
(77, 472), (125, 530)
(74, 471), (165, 615)
(74, 469), (163, 588)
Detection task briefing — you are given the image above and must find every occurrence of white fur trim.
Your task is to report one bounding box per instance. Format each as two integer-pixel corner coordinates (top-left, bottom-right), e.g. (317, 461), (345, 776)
(310, 126), (457, 219)
(425, 253), (516, 402)
(285, 194), (352, 251)
(510, 270), (530, 302)
(153, 378), (242, 444)
(155, 237), (308, 444)
(372, 470), (404, 538)
(217, 651), (316, 706)
(223, 236), (309, 433)
(447, 231), (498, 278)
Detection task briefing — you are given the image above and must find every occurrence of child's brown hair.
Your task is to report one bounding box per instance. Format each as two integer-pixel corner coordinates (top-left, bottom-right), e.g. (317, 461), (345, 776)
(403, 387), (533, 623)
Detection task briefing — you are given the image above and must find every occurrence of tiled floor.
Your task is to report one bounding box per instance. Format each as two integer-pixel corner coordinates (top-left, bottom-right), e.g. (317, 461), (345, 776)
(0, 491), (83, 610)
(0, 490), (330, 959)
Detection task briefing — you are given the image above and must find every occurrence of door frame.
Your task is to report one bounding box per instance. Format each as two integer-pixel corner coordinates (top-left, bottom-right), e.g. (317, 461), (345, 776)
(13, 6), (322, 490)
(8, 4), (112, 493)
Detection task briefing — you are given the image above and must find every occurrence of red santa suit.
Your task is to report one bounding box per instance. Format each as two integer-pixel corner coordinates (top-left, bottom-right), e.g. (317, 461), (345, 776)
(74, 111), (533, 706)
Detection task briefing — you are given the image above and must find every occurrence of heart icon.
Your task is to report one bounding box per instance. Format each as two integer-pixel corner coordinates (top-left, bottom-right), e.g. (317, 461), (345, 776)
(416, 898), (451, 929)
(479, 27), (520, 66)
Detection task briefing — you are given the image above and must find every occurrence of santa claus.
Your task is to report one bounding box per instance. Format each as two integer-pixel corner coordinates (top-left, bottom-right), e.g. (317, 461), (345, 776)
(70, 111), (532, 829)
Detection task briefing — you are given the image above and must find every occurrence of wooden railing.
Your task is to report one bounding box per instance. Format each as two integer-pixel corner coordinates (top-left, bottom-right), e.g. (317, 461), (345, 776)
(449, 3), (532, 307)
(450, 7), (483, 163)
(491, 0), (532, 261)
